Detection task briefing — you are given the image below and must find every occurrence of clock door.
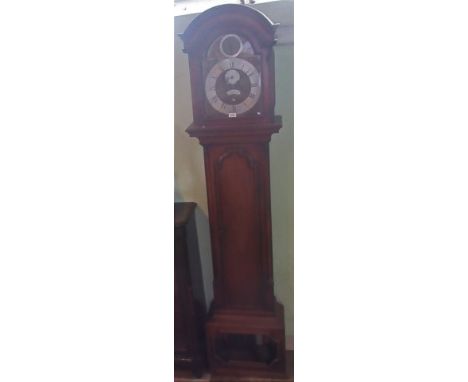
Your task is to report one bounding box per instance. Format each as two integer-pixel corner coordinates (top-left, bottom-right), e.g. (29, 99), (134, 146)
(206, 144), (274, 312)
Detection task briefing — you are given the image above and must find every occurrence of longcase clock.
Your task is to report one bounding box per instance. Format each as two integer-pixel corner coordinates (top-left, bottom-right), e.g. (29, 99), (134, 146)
(179, 4), (287, 379)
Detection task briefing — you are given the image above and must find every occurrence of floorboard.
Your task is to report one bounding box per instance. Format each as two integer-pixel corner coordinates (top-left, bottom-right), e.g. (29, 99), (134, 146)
(175, 351), (293, 382)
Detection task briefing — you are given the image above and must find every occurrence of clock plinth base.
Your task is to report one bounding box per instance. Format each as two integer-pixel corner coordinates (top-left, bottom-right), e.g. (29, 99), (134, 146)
(206, 302), (287, 379)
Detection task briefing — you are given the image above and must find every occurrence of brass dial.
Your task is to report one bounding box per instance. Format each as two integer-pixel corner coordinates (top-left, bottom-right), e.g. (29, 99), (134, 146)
(204, 57), (261, 116)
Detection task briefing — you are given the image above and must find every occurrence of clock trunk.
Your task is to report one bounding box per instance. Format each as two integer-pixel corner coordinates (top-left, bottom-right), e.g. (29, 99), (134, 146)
(204, 143), (275, 313)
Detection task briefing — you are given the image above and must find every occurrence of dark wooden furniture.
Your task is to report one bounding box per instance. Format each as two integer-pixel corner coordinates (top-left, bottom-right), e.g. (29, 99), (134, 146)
(179, 5), (287, 379)
(174, 202), (207, 378)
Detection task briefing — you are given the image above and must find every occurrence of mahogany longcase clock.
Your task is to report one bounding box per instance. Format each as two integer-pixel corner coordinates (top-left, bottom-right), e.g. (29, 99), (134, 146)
(179, 4), (287, 379)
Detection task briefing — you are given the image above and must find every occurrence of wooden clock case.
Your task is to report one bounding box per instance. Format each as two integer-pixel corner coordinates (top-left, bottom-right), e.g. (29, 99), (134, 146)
(179, 4), (287, 379)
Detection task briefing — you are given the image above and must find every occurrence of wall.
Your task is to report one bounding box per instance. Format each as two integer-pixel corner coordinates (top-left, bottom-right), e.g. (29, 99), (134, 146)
(174, 1), (294, 337)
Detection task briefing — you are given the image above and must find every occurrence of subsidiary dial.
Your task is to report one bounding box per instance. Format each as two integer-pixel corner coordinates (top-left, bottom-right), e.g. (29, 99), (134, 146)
(219, 34), (243, 57)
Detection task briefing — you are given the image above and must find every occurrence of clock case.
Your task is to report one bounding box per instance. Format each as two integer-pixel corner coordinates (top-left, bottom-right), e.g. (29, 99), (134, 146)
(179, 5), (287, 379)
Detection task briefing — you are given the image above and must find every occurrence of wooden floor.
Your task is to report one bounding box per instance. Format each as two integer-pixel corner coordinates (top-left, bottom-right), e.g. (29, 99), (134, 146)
(175, 351), (293, 382)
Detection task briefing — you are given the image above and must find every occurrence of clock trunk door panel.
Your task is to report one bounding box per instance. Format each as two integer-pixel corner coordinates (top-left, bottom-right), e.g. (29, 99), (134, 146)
(208, 145), (271, 311)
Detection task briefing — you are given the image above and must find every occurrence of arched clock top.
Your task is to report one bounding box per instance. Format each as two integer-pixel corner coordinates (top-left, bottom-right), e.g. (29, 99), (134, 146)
(179, 4), (279, 54)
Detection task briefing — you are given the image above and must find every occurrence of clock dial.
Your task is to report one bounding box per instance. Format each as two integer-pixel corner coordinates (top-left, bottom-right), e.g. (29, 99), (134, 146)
(204, 57), (261, 116)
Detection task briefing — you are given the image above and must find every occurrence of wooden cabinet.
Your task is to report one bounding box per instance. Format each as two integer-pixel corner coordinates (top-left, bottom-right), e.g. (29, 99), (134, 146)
(179, 5), (287, 379)
(174, 202), (207, 378)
